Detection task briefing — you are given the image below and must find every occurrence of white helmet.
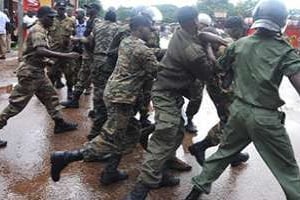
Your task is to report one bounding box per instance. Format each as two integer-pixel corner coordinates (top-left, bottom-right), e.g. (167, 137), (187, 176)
(198, 13), (212, 26)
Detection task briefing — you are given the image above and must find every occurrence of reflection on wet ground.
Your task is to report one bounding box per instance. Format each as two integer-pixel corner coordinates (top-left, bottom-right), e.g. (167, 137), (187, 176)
(0, 59), (299, 199)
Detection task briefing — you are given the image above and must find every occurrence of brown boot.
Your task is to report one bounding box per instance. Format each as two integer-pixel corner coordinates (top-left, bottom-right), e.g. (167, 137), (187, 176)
(166, 157), (192, 172)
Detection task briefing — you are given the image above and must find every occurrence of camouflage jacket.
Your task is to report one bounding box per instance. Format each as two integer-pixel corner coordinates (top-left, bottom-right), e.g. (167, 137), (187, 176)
(104, 36), (160, 104)
(92, 19), (118, 55)
(16, 21), (50, 77)
(49, 16), (75, 50)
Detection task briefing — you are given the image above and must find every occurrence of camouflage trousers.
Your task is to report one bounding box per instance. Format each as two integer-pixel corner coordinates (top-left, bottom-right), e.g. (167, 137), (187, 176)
(89, 55), (115, 138)
(185, 79), (205, 120)
(47, 56), (78, 88)
(138, 89), (185, 187)
(82, 101), (140, 161)
(73, 57), (92, 96)
(205, 79), (234, 145)
(192, 99), (300, 199)
(0, 73), (62, 129)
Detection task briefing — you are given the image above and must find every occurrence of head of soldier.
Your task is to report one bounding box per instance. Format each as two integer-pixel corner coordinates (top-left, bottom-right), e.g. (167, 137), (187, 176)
(55, 1), (67, 17)
(75, 8), (85, 21)
(130, 15), (153, 42)
(177, 6), (199, 35)
(251, 0), (288, 34)
(132, 6), (155, 26)
(37, 6), (57, 28)
(104, 10), (116, 22)
(198, 13), (212, 30)
(224, 16), (247, 40)
(66, 7), (73, 18)
(84, 3), (101, 17)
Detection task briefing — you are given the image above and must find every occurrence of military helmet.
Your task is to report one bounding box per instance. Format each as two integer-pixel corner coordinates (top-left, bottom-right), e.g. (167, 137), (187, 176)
(251, 0), (288, 32)
(198, 13), (212, 26)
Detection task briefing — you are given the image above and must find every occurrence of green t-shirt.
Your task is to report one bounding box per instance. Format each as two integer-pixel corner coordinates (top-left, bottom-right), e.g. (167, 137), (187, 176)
(219, 34), (300, 110)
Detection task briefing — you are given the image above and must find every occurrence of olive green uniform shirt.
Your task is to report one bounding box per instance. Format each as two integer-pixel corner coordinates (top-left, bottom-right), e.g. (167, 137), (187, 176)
(219, 34), (300, 110)
(154, 28), (212, 92)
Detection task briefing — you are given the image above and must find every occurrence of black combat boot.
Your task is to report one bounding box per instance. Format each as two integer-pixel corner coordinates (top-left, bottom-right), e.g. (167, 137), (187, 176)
(166, 157), (192, 172)
(0, 140), (7, 148)
(230, 152), (250, 167)
(50, 149), (83, 182)
(185, 186), (203, 200)
(60, 92), (80, 108)
(188, 138), (214, 166)
(55, 79), (65, 89)
(88, 110), (95, 118)
(123, 182), (150, 200)
(54, 118), (78, 134)
(67, 87), (73, 100)
(185, 118), (198, 133)
(140, 114), (153, 128)
(139, 124), (155, 150)
(100, 154), (128, 185)
(159, 172), (180, 187)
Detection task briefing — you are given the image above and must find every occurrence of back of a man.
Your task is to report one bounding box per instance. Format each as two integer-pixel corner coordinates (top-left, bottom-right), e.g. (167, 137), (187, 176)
(229, 34), (296, 109)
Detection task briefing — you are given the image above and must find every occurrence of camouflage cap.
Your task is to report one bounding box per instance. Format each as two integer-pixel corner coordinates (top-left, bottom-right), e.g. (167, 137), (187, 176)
(54, 1), (67, 8)
(84, 3), (102, 11)
(37, 6), (57, 18)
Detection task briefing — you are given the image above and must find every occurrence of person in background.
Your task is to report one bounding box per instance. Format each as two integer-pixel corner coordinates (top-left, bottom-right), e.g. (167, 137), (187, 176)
(0, 10), (10, 59)
(3, 9), (14, 53)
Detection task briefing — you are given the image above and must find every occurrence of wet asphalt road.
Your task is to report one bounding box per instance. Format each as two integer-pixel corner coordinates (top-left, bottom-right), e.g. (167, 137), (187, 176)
(0, 57), (299, 200)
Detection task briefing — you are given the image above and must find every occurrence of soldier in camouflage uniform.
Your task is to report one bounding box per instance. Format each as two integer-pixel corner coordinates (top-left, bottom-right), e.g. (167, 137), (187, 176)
(64, 10), (118, 140)
(124, 7), (219, 200)
(50, 16), (160, 185)
(60, 3), (101, 107)
(189, 16), (250, 167)
(0, 6), (79, 147)
(48, 1), (76, 99)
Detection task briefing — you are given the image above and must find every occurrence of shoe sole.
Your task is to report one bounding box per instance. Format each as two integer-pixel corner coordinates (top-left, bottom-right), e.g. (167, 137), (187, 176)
(54, 125), (78, 134)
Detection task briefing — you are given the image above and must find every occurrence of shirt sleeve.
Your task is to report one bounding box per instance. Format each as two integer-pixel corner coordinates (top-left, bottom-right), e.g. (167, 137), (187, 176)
(281, 49), (300, 77)
(218, 43), (236, 71)
(134, 44), (160, 78)
(184, 43), (213, 81)
(30, 29), (49, 49)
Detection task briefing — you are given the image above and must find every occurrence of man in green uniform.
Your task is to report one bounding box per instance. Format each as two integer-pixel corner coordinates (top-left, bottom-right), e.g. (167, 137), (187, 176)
(124, 7), (217, 200)
(0, 6), (79, 146)
(186, 1), (300, 199)
(50, 15), (160, 185)
(189, 16), (249, 166)
(184, 13), (212, 133)
(48, 1), (76, 99)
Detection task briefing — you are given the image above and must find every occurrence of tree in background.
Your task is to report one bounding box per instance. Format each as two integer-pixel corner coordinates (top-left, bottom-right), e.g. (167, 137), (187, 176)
(235, 0), (259, 17)
(197, 0), (236, 17)
(156, 4), (178, 23)
(116, 7), (133, 21)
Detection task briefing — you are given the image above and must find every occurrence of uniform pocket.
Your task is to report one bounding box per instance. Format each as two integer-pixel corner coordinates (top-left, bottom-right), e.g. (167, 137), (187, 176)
(253, 108), (282, 129)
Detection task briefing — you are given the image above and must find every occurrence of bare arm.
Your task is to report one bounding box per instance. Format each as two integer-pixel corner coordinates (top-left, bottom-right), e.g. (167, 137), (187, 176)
(289, 72), (300, 95)
(36, 47), (80, 59)
(198, 32), (228, 46)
